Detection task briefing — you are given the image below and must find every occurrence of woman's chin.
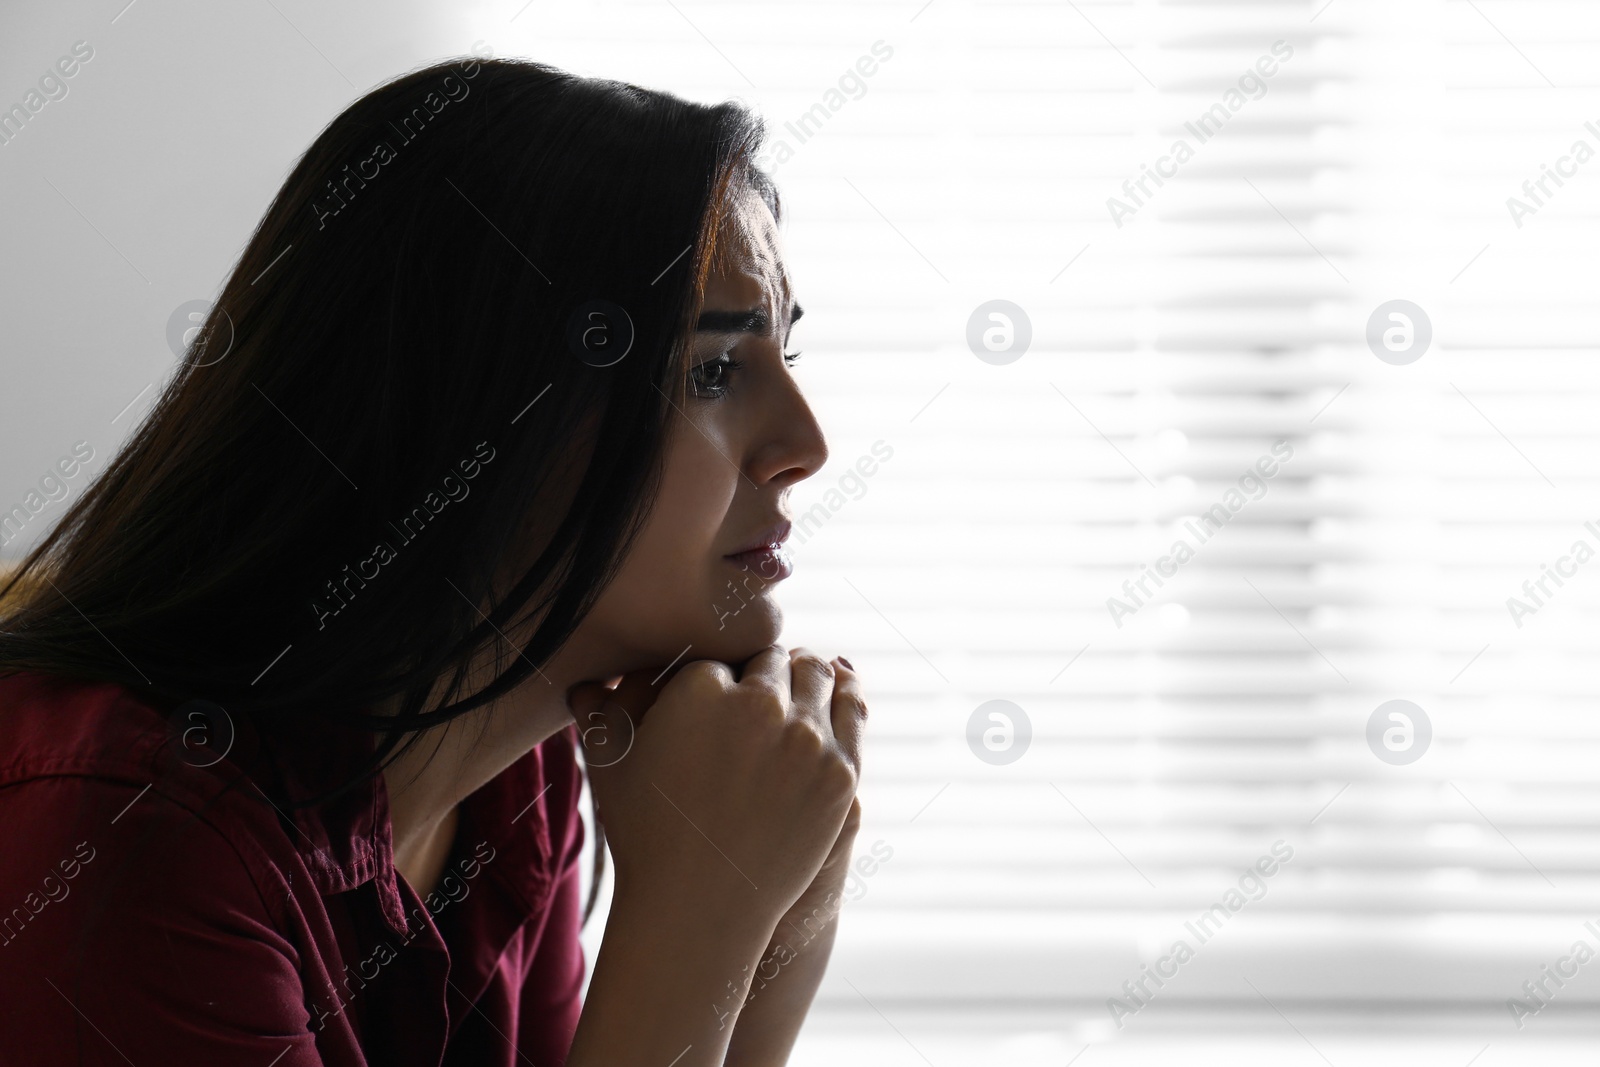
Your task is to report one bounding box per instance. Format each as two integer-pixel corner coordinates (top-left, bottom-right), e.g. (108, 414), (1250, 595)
(598, 601), (784, 681)
(695, 600), (784, 665)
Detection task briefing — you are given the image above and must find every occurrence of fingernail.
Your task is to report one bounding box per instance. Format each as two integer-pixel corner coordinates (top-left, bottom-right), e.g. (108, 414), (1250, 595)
(836, 655), (854, 670)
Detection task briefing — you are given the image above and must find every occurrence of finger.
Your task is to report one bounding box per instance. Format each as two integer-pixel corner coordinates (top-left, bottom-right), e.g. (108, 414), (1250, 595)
(840, 793), (863, 838)
(566, 681), (614, 762)
(653, 656), (739, 716)
(787, 646), (837, 736)
(568, 666), (661, 769)
(605, 665), (669, 727)
(735, 643), (791, 710)
(828, 656), (867, 773)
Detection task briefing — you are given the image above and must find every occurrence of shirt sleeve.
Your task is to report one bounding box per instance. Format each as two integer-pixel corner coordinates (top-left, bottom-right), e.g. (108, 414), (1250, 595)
(0, 776), (327, 1067)
(514, 733), (587, 1066)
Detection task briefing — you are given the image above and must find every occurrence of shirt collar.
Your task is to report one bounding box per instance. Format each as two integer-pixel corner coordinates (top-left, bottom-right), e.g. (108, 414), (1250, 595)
(245, 706), (565, 939)
(242, 709), (405, 932)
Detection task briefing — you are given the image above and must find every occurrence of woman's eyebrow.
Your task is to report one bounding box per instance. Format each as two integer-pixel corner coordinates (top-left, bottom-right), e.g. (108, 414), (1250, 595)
(696, 302), (804, 336)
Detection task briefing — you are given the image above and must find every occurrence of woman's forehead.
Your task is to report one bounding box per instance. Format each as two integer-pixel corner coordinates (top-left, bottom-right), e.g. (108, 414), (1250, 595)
(706, 187), (790, 308)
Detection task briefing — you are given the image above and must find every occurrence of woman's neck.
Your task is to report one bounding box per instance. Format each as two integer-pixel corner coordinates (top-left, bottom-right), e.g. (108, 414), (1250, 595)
(380, 654), (585, 898)
(397, 802), (460, 898)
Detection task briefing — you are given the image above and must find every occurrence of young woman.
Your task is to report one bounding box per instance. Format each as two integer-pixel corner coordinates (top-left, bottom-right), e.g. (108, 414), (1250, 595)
(0, 55), (866, 1066)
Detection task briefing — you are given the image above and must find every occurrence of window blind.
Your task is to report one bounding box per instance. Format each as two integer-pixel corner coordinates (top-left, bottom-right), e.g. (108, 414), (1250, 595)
(557, 0), (1600, 1032)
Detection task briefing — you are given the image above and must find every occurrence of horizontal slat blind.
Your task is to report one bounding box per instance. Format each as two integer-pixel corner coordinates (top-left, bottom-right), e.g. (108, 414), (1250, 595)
(523, 0), (1600, 1013)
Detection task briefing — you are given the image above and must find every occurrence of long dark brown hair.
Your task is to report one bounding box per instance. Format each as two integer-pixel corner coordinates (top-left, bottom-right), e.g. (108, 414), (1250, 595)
(0, 55), (779, 926)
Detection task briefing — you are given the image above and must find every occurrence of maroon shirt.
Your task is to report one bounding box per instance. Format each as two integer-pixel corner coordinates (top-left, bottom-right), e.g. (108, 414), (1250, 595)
(0, 670), (587, 1066)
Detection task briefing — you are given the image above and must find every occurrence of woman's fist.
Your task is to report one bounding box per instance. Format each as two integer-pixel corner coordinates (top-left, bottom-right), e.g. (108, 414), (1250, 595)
(568, 645), (864, 939)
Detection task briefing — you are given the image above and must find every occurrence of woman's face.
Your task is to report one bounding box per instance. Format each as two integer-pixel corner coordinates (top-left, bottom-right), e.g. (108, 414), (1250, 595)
(572, 183), (828, 675)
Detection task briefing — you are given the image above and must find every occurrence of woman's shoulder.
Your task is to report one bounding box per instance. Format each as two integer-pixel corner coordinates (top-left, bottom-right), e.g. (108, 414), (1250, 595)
(0, 670), (303, 921)
(0, 671), (338, 1058)
(0, 669), (170, 782)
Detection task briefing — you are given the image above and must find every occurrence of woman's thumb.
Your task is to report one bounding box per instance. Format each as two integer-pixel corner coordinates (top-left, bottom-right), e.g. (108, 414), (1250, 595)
(566, 679), (610, 724)
(568, 668), (658, 769)
(568, 682), (621, 766)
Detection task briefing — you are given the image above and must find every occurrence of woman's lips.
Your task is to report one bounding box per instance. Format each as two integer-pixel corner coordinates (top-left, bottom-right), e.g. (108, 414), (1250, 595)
(723, 519), (794, 580)
(725, 518), (792, 557)
(724, 544), (794, 581)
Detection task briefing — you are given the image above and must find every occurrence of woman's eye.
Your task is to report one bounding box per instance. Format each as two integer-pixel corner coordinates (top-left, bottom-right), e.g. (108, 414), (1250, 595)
(690, 354), (742, 398)
(688, 349), (799, 398)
